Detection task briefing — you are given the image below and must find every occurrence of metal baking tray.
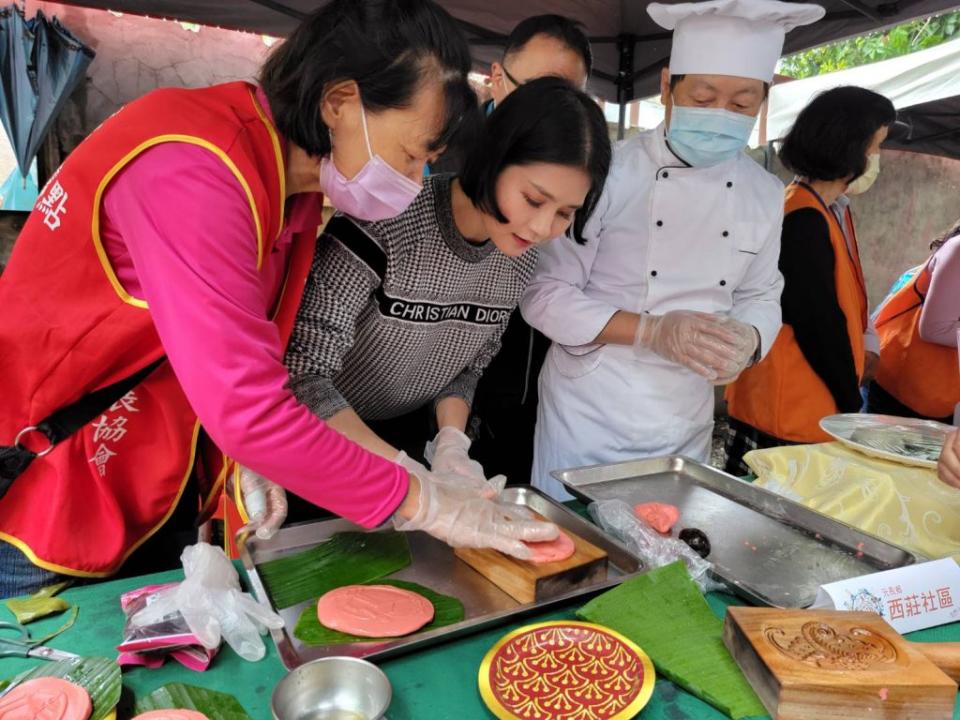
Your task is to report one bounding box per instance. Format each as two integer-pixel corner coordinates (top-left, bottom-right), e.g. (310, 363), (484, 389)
(553, 456), (918, 608)
(241, 486), (643, 668)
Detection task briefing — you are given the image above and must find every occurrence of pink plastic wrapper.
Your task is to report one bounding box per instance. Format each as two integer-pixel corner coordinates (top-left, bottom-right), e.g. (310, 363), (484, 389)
(117, 583), (217, 671)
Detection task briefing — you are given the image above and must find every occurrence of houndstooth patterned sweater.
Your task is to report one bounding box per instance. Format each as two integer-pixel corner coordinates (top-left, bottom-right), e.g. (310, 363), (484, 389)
(285, 174), (538, 421)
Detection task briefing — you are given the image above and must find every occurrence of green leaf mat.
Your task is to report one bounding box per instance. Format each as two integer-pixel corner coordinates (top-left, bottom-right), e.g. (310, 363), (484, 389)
(577, 562), (766, 720)
(134, 682), (252, 719)
(257, 531), (412, 609)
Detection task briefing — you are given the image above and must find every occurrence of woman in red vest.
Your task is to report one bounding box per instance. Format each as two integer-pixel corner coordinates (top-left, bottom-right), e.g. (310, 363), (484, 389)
(866, 220), (960, 423)
(0, 0), (558, 597)
(724, 87), (895, 474)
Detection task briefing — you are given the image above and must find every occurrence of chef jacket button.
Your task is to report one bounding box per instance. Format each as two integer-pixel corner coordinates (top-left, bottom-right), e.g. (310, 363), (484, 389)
(720, 279), (727, 286)
(651, 270), (658, 277)
(662, 171), (669, 179)
(722, 230), (729, 237)
(727, 181), (734, 188)
(656, 220), (663, 227)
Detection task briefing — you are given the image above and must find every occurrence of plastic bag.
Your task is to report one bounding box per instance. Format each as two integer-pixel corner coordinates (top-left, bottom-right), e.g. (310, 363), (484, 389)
(588, 499), (724, 593)
(118, 583), (216, 671)
(131, 543), (284, 662)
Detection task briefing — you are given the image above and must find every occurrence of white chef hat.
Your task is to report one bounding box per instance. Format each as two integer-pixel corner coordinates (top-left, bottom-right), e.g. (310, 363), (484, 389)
(648, 0), (825, 83)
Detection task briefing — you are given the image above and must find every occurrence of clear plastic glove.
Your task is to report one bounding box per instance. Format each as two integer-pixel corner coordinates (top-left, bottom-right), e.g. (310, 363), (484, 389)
(633, 311), (744, 380)
(424, 426), (506, 498)
(710, 317), (760, 386)
(394, 472), (558, 560)
(236, 467), (288, 540)
(130, 543), (283, 661)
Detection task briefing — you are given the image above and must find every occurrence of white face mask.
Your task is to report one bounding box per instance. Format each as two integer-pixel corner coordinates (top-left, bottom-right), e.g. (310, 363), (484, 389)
(846, 153), (880, 195)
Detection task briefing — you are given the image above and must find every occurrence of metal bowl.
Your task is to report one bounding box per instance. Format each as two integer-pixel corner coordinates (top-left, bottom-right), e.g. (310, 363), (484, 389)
(271, 656), (392, 720)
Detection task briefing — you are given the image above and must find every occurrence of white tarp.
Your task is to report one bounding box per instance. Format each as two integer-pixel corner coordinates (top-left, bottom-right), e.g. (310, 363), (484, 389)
(764, 35), (960, 141)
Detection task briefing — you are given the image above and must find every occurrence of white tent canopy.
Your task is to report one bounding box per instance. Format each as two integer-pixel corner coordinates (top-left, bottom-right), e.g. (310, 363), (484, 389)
(764, 35), (960, 142)
(54, 0), (960, 103)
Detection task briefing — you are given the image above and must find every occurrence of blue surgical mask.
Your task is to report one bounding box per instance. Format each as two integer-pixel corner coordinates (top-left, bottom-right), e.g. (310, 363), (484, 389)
(666, 101), (757, 167)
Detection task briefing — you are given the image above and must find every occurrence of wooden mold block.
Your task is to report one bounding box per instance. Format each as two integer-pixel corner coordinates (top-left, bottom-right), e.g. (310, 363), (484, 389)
(454, 521), (608, 604)
(723, 606), (959, 720)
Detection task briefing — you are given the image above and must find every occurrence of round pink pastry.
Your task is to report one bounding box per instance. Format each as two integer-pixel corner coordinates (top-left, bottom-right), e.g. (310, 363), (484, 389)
(132, 712), (209, 720)
(0, 677), (92, 720)
(633, 502), (680, 534)
(316, 584), (435, 638)
(523, 530), (576, 564)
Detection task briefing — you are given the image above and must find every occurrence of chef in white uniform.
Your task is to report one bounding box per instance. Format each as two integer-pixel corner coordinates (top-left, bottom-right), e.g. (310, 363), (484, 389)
(520, 0), (825, 500)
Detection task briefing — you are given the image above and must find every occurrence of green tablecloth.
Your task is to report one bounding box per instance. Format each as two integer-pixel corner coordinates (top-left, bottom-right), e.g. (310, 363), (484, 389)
(4, 533), (960, 718)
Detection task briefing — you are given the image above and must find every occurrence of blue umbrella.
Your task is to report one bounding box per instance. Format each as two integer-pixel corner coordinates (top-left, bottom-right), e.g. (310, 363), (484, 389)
(0, 159), (37, 210)
(0, 5), (93, 177)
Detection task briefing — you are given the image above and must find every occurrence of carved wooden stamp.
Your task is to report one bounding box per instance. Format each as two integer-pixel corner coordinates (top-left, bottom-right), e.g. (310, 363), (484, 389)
(723, 607), (959, 719)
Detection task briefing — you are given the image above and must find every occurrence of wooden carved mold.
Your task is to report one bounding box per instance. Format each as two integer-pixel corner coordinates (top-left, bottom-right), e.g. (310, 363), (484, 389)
(764, 621), (898, 671)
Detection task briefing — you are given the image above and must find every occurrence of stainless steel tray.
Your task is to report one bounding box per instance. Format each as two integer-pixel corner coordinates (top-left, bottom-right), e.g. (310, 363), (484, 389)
(553, 456), (918, 608)
(241, 486), (643, 669)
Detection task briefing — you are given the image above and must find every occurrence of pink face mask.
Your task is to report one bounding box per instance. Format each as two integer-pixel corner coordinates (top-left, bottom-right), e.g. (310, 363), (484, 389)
(319, 103), (422, 222)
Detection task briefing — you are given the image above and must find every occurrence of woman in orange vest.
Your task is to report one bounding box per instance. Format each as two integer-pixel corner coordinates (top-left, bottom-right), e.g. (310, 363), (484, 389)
(865, 220), (960, 423)
(0, 0), (559, 598)
(724, 87), (896, 475)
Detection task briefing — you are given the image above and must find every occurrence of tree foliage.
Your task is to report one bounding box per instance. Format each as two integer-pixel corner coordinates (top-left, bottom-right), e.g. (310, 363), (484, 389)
(779, 10), (960, 78)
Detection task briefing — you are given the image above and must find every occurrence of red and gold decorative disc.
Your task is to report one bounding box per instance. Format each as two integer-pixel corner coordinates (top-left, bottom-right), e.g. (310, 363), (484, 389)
(479, 621), (655, 720)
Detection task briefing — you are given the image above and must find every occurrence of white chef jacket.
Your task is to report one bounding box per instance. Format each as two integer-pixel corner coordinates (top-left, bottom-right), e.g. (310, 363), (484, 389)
(520, 123), (785, 499)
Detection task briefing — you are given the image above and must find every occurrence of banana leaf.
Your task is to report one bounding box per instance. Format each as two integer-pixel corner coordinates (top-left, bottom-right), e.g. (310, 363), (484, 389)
(293, 579), (465, 645)
(5, 581), (71, 623)
(1, 656), (121, 720)
(134, 683), (252, 719)
(257, 531), (412, 609)
(577, 562), (766, 720)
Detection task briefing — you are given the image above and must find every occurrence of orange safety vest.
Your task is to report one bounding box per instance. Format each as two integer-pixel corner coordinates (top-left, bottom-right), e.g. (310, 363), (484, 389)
(0, 81), (317, 576)
(874, 244), (960, 419)
(726, 182), (868, 443)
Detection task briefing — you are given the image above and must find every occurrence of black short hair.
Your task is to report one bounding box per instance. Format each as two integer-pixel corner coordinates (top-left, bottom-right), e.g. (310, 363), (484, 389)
(460, 77), (611, 244)
(259, 0), (478, 158)
(779, 86), (896, 182)
(503, 15), (592, 77)
(669, 74), (770, 98)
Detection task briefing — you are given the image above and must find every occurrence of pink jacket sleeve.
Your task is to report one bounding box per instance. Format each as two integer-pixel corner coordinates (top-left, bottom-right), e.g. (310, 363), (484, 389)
(101, 142), (408, 527)
(919, 239), (960, 347)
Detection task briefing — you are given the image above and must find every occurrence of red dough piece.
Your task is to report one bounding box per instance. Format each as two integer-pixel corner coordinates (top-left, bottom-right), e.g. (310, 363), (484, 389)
(523, 530), (576, 564)
(0, 677), (93, 720)
(633, 502), (680, 534)
(316, 584), (435, 638)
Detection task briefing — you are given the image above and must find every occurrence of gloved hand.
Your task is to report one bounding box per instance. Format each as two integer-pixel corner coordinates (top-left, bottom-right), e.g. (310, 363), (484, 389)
(633, 311), (744, 380)
(131, 543), (283, 661)
(236, 467), (288, 540)
(710, 317), (760, 385)
(424, 426), (506, 498)
(394, 471), (558, 560)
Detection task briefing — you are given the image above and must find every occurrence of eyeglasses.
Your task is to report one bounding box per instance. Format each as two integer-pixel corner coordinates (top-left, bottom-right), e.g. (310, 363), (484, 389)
(502, 65), (525, 88)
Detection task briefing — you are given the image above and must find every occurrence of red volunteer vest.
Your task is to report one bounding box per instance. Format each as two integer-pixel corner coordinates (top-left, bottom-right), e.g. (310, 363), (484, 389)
(0, 81), (317, 576)
(875, 246), (960, 419)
